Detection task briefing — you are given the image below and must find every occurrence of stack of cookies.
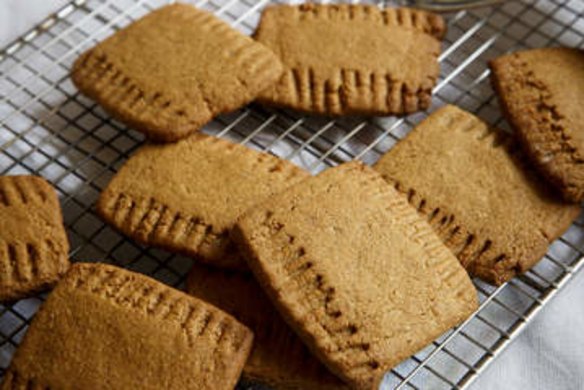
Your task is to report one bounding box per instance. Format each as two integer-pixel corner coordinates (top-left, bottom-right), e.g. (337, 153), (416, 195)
(1, 2), (582, 389)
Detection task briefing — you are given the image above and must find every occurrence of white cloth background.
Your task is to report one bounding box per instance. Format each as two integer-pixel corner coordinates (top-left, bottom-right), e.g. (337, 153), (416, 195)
(1, 1), (583, 389)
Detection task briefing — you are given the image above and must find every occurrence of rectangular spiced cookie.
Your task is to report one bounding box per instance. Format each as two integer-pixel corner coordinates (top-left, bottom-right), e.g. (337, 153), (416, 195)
(2, 263), (253, 390)
(97, 133), (309, 270)
(72, 4), (282, 142)
(374, 105), (580, 285)
(232, 162), (477, 389)
(187, 264), (347, 389)
(0, 176), (69, 301)
(490, 47), (584, 202)
(254, 4), (445, 116)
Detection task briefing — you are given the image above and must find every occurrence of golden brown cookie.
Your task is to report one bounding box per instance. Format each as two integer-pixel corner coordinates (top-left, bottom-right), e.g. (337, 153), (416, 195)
(72, 3), (283, 142)
(2, 263), (253, 390)
(0, 176), (69, 301)
(254, 4), (445, 116)
(232, 162), (477, 389)
(97, 133), (309, 270)
(187, 264), (347, 389)
(490, 47), (584, 202)
(374, 105), (580, 285)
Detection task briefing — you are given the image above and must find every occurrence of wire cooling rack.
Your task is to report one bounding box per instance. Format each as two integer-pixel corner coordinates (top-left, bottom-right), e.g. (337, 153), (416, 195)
(1, 0), (583, 389)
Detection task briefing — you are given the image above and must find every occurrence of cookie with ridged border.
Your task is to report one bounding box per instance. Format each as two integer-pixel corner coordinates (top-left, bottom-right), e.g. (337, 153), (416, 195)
(97, 133), (309, 270)
(187, 263), (347, 389)
(0, 175), (69, 302)
(1, 263), (253, 390)
(490, 47), (584, 202)
(72, 3), (283, 142)
(254, 4), (445, 116)
(374, 105), (580, 285)
(232, 162), (477, 389)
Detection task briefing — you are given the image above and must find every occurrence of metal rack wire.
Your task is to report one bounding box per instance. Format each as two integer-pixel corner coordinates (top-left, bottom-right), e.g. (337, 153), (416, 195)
(0, 0), (583, 388)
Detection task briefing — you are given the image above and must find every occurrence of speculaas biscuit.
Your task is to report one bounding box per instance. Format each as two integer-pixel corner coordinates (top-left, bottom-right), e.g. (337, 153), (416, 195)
(0, 175), (69, 301)
(2, 262), (253, 389)
(254, 4), (445, 116)
(231, 161), (477, 389)
(72, 3), (283, 142)
(374, 105), (580, 285)
(490, 47), (584, 202)
(187, 263), (347, 389)
(97, 133), (309, 270)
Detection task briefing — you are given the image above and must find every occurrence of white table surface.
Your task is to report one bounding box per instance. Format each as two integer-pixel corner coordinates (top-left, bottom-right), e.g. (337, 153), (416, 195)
(1, 1), (583, 389)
